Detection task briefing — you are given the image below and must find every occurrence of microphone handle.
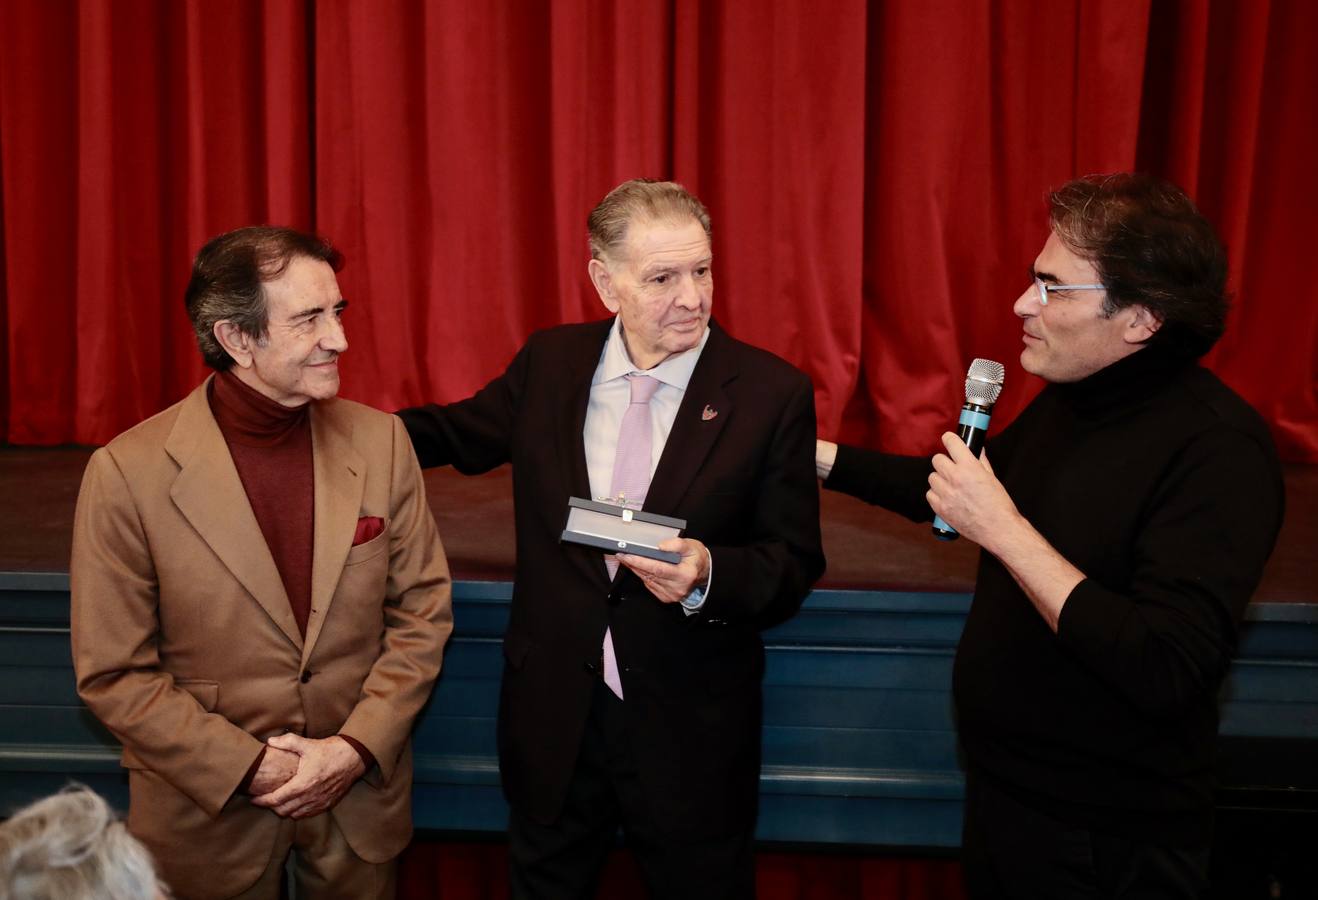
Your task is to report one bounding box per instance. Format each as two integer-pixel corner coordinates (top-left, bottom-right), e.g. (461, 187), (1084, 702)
(931, 403), (993, 541)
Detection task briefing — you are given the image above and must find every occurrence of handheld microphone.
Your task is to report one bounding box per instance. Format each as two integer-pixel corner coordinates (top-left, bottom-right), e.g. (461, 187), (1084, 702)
(932, 358), (1005, 541)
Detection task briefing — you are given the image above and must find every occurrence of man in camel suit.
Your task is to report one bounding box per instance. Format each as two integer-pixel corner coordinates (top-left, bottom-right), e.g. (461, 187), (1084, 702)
(71, 226), (453, 899)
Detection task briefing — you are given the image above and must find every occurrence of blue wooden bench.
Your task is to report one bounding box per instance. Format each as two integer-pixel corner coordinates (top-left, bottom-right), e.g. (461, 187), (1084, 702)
(3, 571), (1316, 850)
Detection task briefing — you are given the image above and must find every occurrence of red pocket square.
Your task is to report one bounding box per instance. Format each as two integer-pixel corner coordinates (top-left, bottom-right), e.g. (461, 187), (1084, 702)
(353, 516), (385, 546)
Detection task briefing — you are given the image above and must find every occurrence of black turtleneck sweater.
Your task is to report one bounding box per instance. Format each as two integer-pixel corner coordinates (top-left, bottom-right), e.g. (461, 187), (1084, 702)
(826, 348), (1284, 847)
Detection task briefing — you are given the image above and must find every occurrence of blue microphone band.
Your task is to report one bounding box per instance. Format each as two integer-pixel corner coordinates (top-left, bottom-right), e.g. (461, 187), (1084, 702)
(958, 408), (992, 431)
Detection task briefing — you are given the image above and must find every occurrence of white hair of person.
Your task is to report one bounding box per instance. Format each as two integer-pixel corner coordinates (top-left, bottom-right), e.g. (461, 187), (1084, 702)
(0, 784), (169, 899)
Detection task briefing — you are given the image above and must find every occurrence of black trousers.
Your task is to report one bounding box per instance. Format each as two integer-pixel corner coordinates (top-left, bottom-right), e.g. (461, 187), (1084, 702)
(508, 679), (755, 900)
(961, 770), (1211, 900)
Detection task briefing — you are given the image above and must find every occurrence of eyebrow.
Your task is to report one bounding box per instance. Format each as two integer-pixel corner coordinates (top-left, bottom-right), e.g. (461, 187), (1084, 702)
(288, 299), (348, 321)
(1029, 266), (1061, 285)
(642, 257), (712, 277)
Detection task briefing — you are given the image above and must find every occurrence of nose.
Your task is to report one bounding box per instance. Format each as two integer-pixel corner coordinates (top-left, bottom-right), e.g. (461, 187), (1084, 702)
(321, 312), (349, 353)
(674, 274), (701, 310)
(1013, 282), (1040, 318)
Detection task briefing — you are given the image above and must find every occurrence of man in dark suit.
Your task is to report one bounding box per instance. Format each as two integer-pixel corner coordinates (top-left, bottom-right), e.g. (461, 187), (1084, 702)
(399, 179), (824, 899)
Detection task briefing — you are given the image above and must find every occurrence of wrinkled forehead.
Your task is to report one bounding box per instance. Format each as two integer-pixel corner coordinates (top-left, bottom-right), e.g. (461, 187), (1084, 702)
(613, 214), (710, 263)
(262, 255), (344, 316)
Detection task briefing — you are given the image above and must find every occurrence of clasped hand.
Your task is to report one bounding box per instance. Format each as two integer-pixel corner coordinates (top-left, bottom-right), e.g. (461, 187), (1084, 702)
(249, 734), (366, 819)
(927, 432), (1021, 550)
(616, 538), (709, 604)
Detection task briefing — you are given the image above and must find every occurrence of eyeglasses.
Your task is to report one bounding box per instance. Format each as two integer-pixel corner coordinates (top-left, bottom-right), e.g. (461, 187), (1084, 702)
(1034, 276), (1105, 306)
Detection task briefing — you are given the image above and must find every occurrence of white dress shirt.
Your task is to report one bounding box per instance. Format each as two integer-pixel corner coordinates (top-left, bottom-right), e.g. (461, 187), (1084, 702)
(584, 317), (712, 609)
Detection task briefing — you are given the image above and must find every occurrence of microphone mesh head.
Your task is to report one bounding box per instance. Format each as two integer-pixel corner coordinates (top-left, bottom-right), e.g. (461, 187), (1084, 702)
(964, 358), (1005, 407)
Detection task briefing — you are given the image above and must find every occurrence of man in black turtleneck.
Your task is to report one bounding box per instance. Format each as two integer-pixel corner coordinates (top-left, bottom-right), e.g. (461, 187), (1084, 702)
(817, 174), (1283, 899)
(71, 227), (453, 900)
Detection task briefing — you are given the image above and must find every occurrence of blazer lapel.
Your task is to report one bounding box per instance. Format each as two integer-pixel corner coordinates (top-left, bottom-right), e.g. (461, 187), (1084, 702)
(558, 321), (615, 587)
(559, 348), (599, 505)
(166, 378), (303, 650)
(302, 401), (366, 667)
(645, 321), (736, 517)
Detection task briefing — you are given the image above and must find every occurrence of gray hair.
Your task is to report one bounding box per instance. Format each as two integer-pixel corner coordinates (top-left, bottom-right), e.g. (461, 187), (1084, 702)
(587, 179), (712, 264)
(0, 785), (169, 899)
(184, 225), (342, 371)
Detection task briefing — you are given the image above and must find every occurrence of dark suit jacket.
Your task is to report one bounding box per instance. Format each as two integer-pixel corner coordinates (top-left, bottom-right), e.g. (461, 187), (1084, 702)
(399, 318), (824, 837)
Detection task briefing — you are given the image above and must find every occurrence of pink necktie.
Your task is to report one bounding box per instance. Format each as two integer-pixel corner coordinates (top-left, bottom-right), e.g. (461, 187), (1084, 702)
(602, 374), (661, 699)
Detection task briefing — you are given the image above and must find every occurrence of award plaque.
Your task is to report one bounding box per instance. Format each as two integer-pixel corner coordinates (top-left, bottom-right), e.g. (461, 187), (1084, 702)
(560, 497), (686, 564)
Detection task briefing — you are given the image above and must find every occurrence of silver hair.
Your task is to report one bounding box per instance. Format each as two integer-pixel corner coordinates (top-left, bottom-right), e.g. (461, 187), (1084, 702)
(0, 785), (169, 899)
(587, 179), (712, 264)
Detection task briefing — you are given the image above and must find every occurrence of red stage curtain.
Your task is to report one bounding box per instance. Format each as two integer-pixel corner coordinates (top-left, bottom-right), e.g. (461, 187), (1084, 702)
(0, 0), (312, 445)
(395, 839), (966, 900)
(2, 0), (1315, 460)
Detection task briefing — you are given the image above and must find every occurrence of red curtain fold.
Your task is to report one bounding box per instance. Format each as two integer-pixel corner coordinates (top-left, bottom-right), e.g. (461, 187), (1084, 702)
(1137, 0), (1318, 460)
(674, 0), (869, 423)
(394, 840), (967, 900)
(0, 0), (311, 445)
(846, 0), (1152, 451)
(2, 0), (1315, 460)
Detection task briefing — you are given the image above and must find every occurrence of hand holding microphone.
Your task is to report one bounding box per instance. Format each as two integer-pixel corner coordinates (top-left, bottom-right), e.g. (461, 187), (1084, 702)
(931, 359), (1005, 540)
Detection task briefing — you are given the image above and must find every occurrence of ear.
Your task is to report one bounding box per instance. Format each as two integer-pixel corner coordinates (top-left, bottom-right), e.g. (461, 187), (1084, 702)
(588, 258), (620, 314)
(213, 321), (256, 369)
(1123, 304), (1163, 344)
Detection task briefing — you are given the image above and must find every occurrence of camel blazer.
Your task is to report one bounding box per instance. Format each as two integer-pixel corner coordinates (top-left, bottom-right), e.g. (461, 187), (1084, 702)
(71, 377), (453, 899)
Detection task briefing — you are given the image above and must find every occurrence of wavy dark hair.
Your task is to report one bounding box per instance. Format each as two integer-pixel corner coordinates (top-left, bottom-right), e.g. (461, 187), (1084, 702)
(184, 226), (342, 371)
(1049, 173), (1229, 358)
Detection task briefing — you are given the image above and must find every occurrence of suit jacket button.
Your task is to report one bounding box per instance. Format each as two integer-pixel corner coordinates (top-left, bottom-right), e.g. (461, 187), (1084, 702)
(300, 670), (313, 683)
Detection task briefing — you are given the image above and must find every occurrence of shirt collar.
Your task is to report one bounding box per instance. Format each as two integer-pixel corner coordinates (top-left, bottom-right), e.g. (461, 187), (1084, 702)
(594, 316), (710, 390)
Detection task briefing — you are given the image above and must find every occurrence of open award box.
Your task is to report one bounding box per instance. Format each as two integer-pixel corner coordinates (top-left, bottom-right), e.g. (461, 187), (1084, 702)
(560, 497), (686, 564)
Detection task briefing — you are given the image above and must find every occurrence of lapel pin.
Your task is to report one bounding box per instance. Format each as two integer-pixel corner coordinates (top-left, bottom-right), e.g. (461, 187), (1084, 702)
(701, 405), (718, 421)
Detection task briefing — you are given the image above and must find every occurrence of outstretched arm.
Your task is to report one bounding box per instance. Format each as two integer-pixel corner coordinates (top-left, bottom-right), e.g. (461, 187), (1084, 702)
(397, 340), (533, 472)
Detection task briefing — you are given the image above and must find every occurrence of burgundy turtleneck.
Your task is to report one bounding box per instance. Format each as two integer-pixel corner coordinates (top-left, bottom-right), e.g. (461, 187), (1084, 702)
(209, 369), (315, 637)
(209, 370), (376, 783)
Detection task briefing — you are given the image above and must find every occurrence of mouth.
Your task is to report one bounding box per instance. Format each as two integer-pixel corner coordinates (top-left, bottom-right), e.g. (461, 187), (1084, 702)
(666, 318), (703, 331)
(307, 357), (339, 369)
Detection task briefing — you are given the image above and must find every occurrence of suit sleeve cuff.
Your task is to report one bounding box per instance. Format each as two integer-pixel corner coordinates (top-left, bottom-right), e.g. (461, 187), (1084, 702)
(680, 547), (713, 616)
(338, 733), (377, 773)
(238, 746), (267, 794)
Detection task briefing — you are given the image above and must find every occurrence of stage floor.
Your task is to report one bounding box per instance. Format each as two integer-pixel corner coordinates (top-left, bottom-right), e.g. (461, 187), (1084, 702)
(2, 445), (1313, 602)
